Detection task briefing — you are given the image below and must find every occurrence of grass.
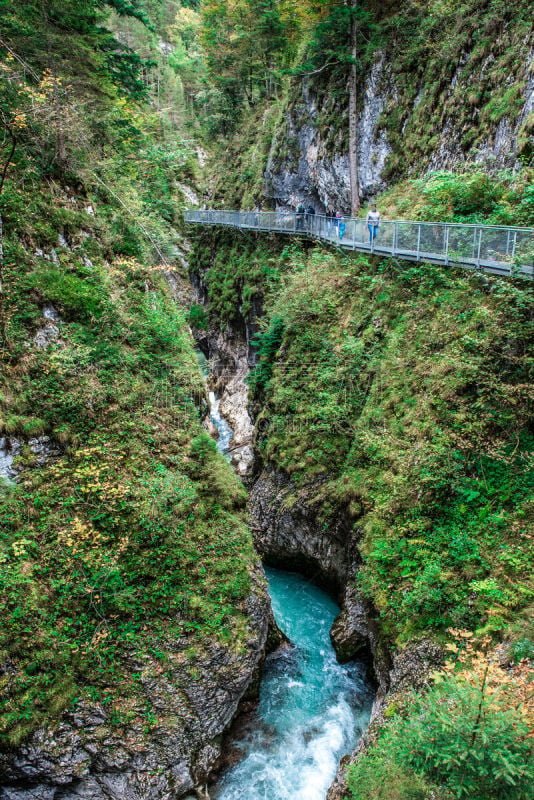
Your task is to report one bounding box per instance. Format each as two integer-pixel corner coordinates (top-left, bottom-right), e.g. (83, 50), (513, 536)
(193, 232), (534, 650)
(0, 185), (258, 747)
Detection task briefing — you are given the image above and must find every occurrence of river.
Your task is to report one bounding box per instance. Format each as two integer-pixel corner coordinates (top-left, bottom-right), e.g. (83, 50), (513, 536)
(196, 350), (373, 799)
(211, 568), (373, 800)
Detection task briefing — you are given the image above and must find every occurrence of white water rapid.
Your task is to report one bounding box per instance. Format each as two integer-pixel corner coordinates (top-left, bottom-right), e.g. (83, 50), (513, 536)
(211, 568), (373, 800)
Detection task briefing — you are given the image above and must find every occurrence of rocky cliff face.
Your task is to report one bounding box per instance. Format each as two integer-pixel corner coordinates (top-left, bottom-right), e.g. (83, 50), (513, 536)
(265, 42), (533, 213)
(249, 467), (387, 682)
(248, 466), (444, 800)
(191, 276), (263, 482)
(265, 57), (392, 212)
(189, 240), (448, 799)
(0, 575), (270, 800)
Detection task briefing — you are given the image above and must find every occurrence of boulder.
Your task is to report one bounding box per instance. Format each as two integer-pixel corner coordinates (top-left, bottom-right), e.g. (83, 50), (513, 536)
(330, 586), (369, 663)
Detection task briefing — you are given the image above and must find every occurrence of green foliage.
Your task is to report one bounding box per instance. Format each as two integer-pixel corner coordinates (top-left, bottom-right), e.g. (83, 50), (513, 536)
(377, 169), (534, 226)
(510, 637), (534, 662)
(248, 315), (285, 396)
(188, 303), (208, 330)
(1, 0), (150, 105)
(0, 0), (258, 749)
(28, 266), (109, 322)
(189, 229), (292, 321)
(348, 666), (534, 800)
(210, 0), (533, 206)
(0, 245), (255, 745)
(199, 0), (293, 133)
(373, 0), (534, 176)
(301, 2), (376, 76)
(348, 754), (434, 800)
(213, 239), (534, 644)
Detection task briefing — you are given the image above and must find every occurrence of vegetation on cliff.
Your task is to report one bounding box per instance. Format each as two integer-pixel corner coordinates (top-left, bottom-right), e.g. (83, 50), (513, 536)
(191, 229), (534, 798)
(202, 0), (533, 209)
(2, 0), (533, 796)
(348, 638), (534, 799)
(193, 235), (534, 646)
(0, 0), (257, 750)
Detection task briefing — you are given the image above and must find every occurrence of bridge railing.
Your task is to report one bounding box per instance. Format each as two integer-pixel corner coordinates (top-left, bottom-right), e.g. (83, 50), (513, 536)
(184, 209), (534, 277)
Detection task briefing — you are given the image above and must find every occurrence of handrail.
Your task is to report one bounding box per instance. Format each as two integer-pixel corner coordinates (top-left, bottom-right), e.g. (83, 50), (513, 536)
(184, 209), (534, 278)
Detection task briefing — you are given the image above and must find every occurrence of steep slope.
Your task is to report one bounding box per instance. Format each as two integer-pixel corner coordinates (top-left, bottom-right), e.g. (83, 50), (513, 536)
(0, 2), (270, 797)
(0, 204), (269, 798)
(190, 228), (534, 799)
(206, 0), (533, 215)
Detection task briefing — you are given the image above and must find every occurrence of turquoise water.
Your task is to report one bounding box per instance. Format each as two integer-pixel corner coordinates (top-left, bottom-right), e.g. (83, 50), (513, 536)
(195, 349), (233, 460)
(211, 567), (373, 800)
(196, 348), (373, 798)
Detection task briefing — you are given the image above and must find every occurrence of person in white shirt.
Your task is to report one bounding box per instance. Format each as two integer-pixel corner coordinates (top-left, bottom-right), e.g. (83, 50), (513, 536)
(366, 204), (380, 244)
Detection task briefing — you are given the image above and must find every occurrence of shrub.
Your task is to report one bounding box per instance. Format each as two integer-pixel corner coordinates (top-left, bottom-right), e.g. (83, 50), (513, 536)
(188, 303), (208, 330)
(348, 646), (534, 800)
(510, 637), (534, 662)
(247, 315), (285, 396)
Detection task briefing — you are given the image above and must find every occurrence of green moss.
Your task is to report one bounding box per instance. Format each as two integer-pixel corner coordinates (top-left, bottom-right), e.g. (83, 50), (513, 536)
(232, 241), (534, 648)
(373, 168), (534, 226)
(189, 228), (297, 323)
(0, 196), (256, 749)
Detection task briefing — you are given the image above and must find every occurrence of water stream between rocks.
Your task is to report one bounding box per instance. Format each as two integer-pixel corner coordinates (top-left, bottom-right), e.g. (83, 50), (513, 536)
(197, 349), (373, 800)
(212, 568), (373, 800)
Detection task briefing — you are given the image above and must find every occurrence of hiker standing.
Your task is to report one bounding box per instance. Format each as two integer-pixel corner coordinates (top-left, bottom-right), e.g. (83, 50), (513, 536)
(367, 203), (380, 244)
(296, 202), (305, 230)
(325, 206), (334, 236)
(306, 204), (315, 231)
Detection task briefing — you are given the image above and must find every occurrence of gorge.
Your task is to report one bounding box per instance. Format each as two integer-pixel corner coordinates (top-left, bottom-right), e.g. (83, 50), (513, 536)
(198, 338), (374, 800)
(1, 1), (533, 799)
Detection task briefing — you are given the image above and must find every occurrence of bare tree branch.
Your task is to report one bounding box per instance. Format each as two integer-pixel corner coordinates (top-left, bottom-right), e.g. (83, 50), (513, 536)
(290, 60), (342, 79)
(0, 37), (40, 82)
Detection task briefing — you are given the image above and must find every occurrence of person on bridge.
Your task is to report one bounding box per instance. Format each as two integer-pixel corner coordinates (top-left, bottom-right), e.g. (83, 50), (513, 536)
(339, 216), (346, 240)
(367, 203), (380, 244)
(306, 205), (315, 230)
(326, 206), (334, 236)
(296, 203), (305, 230)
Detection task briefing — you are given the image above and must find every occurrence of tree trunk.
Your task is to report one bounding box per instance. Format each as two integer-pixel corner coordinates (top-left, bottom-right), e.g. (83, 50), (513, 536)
(348, 0), (360, 216)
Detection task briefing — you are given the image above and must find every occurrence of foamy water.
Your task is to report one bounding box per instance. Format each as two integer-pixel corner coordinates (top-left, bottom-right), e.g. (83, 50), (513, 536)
(211, 568), (373, 800)
(208, 390), (233, 459)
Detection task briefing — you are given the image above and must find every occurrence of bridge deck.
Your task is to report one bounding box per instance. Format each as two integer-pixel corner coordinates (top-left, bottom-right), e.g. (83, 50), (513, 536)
(184, 210), (534, 279)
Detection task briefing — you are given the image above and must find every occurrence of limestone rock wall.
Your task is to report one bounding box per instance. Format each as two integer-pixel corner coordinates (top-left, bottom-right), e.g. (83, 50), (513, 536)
(264, 43), (533, 213)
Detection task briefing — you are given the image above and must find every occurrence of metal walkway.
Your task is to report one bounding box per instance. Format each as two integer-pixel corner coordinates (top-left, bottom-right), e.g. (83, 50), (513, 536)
(184, 209), (534, 278)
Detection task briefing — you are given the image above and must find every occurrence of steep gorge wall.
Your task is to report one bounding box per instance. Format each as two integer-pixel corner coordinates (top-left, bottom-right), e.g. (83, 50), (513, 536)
(0, 200), (272, 800)
(261, 6), (533, 212)
(189, 227), (534, 797)
(189, 235), (443, 710)
(0, 582), (270, 800)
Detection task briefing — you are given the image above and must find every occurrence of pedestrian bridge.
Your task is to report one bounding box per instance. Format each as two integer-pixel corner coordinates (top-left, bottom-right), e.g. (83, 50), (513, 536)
(184, 209), (533, 279)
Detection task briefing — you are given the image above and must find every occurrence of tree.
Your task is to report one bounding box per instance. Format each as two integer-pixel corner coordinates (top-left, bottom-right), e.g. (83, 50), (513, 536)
(348, 635), (534, 800)
(348, 0), (360, 215)
(295, 1), (372, 213)
(200, 0), (288, 129)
